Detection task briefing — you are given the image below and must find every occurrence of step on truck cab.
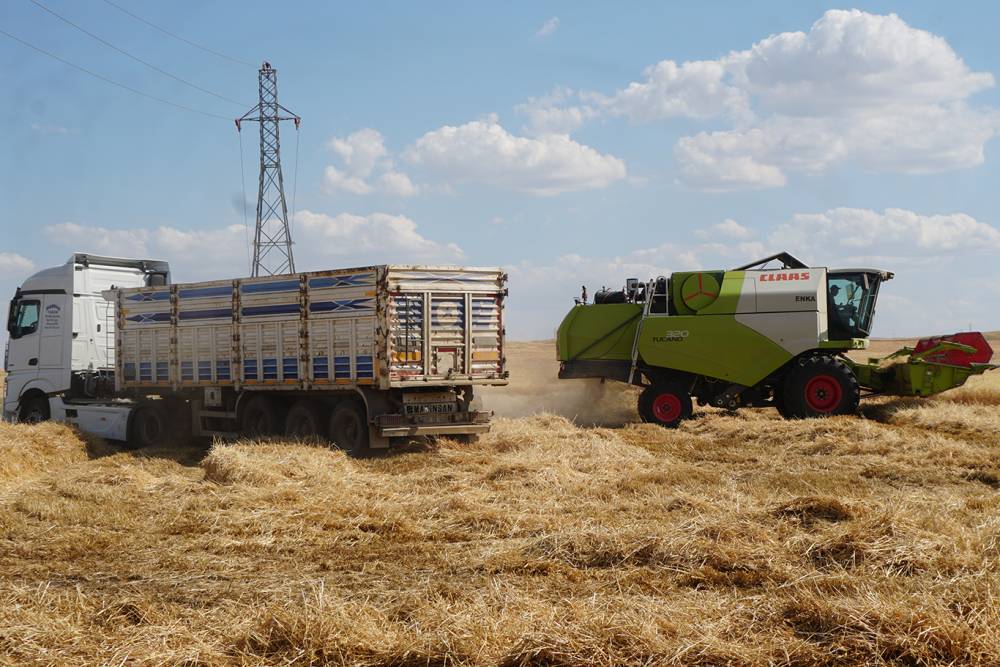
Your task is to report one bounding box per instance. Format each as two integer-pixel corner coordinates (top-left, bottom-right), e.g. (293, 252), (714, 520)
(5, 254), (509, 454)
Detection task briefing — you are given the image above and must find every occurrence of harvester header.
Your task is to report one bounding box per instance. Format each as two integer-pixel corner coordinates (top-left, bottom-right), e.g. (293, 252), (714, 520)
(556, 252), (995, 427)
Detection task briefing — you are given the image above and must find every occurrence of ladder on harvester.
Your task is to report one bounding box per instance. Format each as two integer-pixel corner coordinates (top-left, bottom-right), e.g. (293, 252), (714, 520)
(627, 278), (659, 385)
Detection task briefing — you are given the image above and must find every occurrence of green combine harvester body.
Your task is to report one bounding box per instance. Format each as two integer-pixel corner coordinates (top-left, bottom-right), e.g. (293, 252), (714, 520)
(556, 252), (996, 426)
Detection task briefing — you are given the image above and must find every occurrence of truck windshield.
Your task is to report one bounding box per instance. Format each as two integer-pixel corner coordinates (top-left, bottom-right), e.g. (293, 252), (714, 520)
(827, 272), (882, 339)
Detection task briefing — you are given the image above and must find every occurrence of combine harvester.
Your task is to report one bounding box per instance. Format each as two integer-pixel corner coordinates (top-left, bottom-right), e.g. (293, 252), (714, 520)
(557, 253), (996, 427)
(4, 254), (507, 454)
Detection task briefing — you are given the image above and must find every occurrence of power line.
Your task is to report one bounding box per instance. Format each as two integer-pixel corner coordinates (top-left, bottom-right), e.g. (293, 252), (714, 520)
(101, 0), (254, 68)
(28, 0), (246, 107)
(0, 27), (231, 120)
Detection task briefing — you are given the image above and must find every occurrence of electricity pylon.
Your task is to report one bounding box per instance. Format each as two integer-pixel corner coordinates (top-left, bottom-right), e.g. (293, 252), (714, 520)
(236, 61), (300, 276)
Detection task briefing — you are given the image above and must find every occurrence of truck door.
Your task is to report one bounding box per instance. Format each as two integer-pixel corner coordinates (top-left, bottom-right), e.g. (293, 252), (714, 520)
(38, 293), (69, 386)
(5, 297), (41, 388)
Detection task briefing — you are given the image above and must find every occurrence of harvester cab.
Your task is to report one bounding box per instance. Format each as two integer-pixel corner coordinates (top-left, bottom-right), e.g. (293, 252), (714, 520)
(556, 252), (996, 427)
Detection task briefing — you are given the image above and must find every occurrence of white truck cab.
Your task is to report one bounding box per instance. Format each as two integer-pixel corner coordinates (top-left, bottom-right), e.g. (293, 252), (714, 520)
(4, 253), (170, 428)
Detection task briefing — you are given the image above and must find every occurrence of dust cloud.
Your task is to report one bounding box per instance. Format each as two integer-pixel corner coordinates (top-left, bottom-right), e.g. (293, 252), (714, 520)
(480, 341), (638, 426)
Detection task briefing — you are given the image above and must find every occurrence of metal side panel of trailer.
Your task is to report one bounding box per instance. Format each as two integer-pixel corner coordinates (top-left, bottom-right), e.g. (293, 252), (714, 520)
(114, 265), (507, 393)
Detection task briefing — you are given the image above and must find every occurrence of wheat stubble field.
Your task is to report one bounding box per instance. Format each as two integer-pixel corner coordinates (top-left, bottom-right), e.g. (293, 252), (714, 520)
(1, 337), (999, 666)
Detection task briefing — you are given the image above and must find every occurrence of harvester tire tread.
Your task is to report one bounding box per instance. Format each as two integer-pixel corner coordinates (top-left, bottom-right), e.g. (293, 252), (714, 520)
(781, 355), (860, 419)
(638, 383), (693, 428)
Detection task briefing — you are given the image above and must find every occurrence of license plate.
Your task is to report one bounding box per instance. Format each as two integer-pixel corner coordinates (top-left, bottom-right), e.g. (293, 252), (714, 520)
(405, 402), (456, 415)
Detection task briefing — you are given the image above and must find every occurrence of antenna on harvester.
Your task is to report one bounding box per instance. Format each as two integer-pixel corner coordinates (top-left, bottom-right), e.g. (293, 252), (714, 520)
(236, 61), (300, 276)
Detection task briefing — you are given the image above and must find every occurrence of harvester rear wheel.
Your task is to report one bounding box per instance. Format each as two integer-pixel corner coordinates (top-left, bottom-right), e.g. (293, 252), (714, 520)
(781, 355), (860, 419)
(638, 383), (693, 428)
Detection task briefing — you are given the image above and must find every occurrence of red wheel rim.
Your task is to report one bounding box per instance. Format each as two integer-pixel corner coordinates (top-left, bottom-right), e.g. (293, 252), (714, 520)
(652, 393), (682, 423)
(804, 375), (843, 413)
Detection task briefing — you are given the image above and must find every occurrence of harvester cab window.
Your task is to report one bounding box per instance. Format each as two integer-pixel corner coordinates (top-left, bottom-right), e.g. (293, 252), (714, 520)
(826, 271), (884, 339)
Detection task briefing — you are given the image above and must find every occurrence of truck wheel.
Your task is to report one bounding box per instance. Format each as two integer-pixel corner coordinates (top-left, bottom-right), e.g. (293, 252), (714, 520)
(329, 401), (370, 457)
(129, 404), (168, 449)
(638, 384), (692, 428)
(18, 395), (50, 423)
(241, 395), (284, 437)
(285, 400), (328, 441)
(781, 356), (860, 419)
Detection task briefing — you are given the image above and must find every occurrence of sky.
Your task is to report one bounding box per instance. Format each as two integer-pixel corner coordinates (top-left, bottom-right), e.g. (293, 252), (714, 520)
(2, 1), (1000, 341)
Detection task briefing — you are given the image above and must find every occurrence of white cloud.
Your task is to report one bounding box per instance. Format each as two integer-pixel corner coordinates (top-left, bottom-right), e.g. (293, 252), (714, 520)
(295, 210), (463, 262)
(535, 17), (559, 38)
(585, 59), (751, 122)
(44, 222), (248, 280)
(695, 219), (754, 241)
(30, 123), (77, 136)
(770, 208), (1000, 260)
(522, 9), (999, 190)
(327, 128), (387, 177)
(516, 87), (599, 135)
(0, 252), (35, 276)
(41, 212), (464, 282)
(727, 10), (993, 115)
(403, 119), (626, 195)
(323, 166), (374, 195)
(378, 170), (418, 197)
(322, 129), (416, 197)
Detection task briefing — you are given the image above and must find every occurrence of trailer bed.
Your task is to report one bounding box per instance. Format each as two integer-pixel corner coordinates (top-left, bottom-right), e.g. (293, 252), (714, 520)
(113, 265), (507, 393)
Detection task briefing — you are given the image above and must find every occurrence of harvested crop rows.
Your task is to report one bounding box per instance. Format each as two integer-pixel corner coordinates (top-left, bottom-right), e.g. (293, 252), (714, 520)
(1, 341), (999, 665)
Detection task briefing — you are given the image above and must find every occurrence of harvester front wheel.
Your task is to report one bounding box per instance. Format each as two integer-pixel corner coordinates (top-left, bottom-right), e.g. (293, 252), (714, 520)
(781, 356), (860, 419)
(638, 384), (693, 428)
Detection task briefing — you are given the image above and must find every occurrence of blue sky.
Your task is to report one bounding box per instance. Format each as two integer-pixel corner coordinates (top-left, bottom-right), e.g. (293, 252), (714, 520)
(2, 1), (999, 339)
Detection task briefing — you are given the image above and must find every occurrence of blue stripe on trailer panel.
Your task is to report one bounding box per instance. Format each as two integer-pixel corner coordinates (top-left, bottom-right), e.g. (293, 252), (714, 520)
(125, 291), (170, 302)
(156, 362), (169, 381)
(178, 286), (232, 299)
(124, 363), (136, 380)
(334, 356), (351, 379)
(181, 361), (194, 381)
(241, 303), (299, 317)
(217, 360), (231, 380)
(309, 298), (373, 313)
(198, 360), (212, 381)
(356, 354), (374, 378)
(139, 362), (152, 381)
(282, 357), (298, 379)
(308, 274), (373, 288)
(240, 280), (300, 294)
(126, 312), (171, 324)
(178, 308), (232, 321)
(243, 359), (257, 380)
(262, 358), (278, 380)
(312, 356), (329, 379)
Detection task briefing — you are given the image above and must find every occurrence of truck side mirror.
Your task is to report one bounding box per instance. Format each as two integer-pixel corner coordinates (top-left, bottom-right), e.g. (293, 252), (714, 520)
(625, 278), (638, 299)
(6, 300), (15, 335)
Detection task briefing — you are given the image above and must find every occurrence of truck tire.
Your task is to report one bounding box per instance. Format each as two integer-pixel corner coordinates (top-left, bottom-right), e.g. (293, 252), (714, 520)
(781, 355), (860, 419)
(241, 395), (285, 437)
(129, 404), (168, 449)
(18, 394), (50, 423)
(329, 400), (370, 457)
(285, 400), (328, 441)
(638, 383), (693, 428)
